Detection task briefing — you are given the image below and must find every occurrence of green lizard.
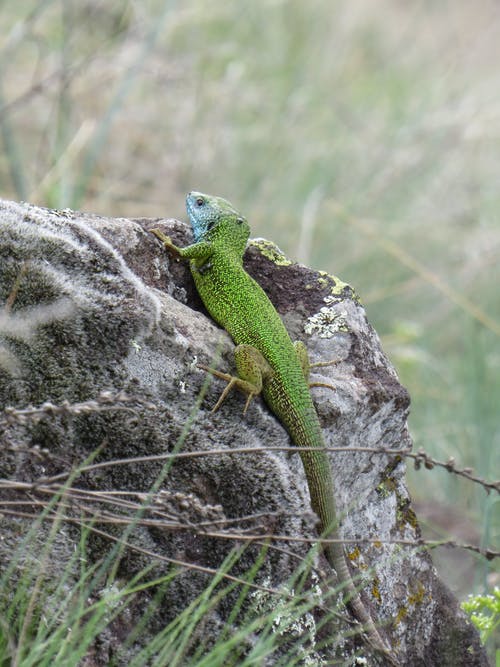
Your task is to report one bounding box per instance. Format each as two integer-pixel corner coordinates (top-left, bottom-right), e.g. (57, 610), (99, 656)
(151, 192), (397, 664)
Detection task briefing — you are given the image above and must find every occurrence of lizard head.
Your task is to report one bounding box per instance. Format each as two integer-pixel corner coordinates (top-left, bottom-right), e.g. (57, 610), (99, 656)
(186, 191), (250, 253)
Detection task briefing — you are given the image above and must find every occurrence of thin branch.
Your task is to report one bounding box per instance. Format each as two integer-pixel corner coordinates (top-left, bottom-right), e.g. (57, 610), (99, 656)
(0, 504), (497, 561)
(408, 448), (500, 493)
(1, 446), (409, 486)
(1, 391), (157, 426)
(4, 442), (496, 496)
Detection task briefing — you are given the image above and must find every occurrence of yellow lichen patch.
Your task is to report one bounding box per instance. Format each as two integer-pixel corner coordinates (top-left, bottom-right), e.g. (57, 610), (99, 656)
(376, 475), (397, 498)
(317, 275), (329, 289)
(393, 581), (428, 627)
(317, 270), (361, 303)
(249, 238), (292, 266)
(372, 578), (382, 603)
(384, 477), (398, 493)
(394, 606), (408, 626)
(347, 546), (361, 562)
(396, 497), (419, 532)
(407, 581), (426, 607)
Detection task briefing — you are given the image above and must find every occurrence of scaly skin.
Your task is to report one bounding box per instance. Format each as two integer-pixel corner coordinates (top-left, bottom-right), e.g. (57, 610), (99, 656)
(151, 192), (398, 665)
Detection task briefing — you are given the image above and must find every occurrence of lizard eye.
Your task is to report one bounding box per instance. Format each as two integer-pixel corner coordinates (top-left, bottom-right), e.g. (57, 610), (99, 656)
(196, 197), (204, 207)
(237, 217), (244, 224)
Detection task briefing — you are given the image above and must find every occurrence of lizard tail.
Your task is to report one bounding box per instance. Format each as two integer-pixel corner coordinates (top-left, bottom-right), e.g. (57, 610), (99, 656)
(299, 447), (399, 665)
(326, 541), (400, 666)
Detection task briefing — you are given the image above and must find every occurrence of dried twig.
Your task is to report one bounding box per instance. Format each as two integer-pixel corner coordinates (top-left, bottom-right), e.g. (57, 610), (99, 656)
(0, 491), (497, 560)
(1, 391), (157, 427)
(408, 448), (500, 494)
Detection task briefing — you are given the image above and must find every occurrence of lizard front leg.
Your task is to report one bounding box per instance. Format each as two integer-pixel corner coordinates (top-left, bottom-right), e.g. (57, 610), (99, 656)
(199, 344), (273, 414)
(150, 229), (180, 256)
(150, 228), (213, 266)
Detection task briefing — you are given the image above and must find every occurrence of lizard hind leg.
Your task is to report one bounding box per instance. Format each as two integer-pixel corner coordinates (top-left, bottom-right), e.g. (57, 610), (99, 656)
(293, 340), (311, 381)
(293, 340), (337, 392)
(198, 344), (273, 415)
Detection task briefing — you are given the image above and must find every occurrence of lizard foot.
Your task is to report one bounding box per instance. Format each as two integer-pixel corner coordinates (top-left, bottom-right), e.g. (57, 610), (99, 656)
(150, 228), (182, 258)
(197, 364), (259, 415)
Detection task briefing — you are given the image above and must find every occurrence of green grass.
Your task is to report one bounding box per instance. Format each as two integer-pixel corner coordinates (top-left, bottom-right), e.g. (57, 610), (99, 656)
(0, 475), (345, 666)
(0, 0), (498, 658)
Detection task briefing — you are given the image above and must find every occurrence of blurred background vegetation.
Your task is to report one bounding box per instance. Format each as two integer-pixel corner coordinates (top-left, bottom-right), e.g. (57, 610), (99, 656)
(0, 0), (498, 601)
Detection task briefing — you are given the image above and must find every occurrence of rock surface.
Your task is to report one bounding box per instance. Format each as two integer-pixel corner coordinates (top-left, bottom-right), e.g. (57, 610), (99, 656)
(0, 199), (487, 665)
